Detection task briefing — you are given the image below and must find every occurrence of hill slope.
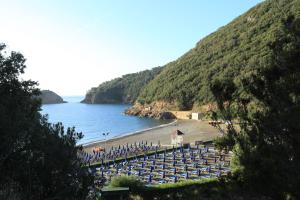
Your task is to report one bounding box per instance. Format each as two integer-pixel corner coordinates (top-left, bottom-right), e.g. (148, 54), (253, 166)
(39, 90), (66, 104)
(134, 0), (299, 112)
(82, 67), (163, 104)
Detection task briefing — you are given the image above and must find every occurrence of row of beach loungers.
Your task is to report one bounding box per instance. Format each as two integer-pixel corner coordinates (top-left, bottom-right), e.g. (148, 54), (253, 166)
(79, 141), (163, 165)
(80, 142), (231, 185)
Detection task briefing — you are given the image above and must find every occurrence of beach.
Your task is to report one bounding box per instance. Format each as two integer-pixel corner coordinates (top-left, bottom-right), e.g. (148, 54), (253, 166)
(83, 120), (220, 152)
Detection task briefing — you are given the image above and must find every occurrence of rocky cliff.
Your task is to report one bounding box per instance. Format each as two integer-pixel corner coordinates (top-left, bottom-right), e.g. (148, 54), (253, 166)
(125, 101), (177, 119)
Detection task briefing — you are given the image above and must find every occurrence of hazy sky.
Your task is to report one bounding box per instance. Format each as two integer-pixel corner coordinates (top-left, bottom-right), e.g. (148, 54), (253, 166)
(0, 0), (262, 96)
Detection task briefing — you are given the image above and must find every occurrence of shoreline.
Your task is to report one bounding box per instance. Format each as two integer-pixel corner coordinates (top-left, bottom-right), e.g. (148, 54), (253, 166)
(81, 119), (177, 147)
(83, 119), (220, 153)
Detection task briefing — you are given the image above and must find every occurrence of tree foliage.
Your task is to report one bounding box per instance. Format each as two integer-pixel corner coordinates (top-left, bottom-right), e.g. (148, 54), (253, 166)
(82, 66), (163, 104)
(210, 5), (300, 199)
(137, 0), (299, 111)
(0, 44), (93, 199)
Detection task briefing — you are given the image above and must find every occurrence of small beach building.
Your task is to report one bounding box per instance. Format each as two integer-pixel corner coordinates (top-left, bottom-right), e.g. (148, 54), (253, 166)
(191, 112), (203, 120)
(171, 129), (184, 145)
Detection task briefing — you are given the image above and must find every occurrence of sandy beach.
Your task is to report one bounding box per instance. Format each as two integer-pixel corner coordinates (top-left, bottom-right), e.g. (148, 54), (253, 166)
(83, 120), (221, 153)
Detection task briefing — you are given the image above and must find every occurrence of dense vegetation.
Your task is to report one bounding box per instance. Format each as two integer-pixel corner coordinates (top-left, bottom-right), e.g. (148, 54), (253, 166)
(209, 1), (300, 198)
(39, 90), (66, 104)
(82, 66), (163, 104)
(0, 44), (93, 199)
(137, 0), (299, 111)
(106, 176), (268, 200)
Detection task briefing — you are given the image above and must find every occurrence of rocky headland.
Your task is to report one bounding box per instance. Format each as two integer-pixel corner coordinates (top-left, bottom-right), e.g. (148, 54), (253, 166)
(39, 90), (66, 104)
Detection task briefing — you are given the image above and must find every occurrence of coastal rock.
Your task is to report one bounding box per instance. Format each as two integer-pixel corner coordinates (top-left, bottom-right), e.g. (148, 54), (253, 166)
(39, 90), (66, 104)
(125, 101), (177, 119)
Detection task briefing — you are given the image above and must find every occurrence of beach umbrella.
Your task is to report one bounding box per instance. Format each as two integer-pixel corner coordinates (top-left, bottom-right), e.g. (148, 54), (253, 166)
(184, 164), (188, 171)
(148, 175), (152, 183)
(207, 166), (211, 173)
(197, 169), (201, 176)
(150, 166), (154, 172)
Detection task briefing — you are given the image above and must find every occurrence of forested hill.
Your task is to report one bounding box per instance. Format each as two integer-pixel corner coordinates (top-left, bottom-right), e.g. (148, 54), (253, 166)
(39, 90), (66, 104)
(136, 0), (299, 110)
(82, 66), (163, 104)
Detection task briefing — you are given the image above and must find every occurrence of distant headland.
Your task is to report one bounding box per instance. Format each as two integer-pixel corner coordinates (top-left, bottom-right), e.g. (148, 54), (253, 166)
(39, 90), (66, 104)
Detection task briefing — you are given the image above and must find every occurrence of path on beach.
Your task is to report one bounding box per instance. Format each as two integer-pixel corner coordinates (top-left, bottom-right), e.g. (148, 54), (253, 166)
(83, 120), (220, 153)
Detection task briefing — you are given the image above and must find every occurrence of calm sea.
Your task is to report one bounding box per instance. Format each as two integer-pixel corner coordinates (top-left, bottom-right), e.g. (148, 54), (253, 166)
(40, 96), (171, 144)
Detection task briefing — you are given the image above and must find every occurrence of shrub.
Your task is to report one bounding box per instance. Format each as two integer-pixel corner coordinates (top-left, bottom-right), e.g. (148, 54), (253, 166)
(108, 175), (145, 193)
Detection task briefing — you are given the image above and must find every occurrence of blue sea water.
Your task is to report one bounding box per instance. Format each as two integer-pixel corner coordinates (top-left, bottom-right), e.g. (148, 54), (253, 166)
(40, 96), (171, 144)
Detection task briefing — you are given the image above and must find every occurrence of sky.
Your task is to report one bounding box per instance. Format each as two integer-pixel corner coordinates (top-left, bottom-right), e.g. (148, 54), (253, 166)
(0, 0), (262, 96)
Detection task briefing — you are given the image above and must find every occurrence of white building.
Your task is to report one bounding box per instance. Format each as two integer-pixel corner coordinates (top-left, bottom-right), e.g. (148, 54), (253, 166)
(191, 112), (203, 120)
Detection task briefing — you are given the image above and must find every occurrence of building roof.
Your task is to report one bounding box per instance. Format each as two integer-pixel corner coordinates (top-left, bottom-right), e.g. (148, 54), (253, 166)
(172, 129), (184, 136)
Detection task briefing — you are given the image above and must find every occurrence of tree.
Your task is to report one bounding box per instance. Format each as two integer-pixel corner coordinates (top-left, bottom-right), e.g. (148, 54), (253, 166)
(0, 43), (93, 199)
(210, 14), (300, 199)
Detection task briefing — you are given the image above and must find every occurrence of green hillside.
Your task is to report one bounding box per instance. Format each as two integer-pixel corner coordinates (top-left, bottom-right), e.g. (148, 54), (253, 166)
(137, 0), (299, 110)
(82, 66), (163, 104)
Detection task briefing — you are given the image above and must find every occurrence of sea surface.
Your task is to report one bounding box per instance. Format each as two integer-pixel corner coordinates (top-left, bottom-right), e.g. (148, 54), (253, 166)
(40, 96), (171, 144)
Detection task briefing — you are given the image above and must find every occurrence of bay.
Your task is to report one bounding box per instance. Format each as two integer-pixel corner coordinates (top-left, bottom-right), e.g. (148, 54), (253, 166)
(40, 96), (171, 144)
